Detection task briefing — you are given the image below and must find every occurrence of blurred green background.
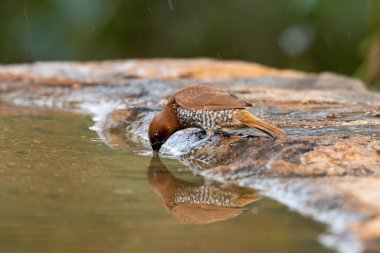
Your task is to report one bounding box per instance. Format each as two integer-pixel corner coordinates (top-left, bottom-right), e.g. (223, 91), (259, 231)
(1, 0), (379, 88)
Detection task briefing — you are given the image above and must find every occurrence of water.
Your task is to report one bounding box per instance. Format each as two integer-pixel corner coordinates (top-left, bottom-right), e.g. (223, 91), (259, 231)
(0, 106), (334, 253)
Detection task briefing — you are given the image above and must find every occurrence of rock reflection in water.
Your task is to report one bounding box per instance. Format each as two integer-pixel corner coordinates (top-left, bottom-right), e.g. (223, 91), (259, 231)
(147, 155), (261, 224)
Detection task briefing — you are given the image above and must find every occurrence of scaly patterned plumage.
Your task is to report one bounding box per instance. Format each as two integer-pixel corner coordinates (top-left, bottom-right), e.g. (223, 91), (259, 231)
(173, 185), (235, 207)
(175, 104), (234, 129)
(148, 85), (286, 151)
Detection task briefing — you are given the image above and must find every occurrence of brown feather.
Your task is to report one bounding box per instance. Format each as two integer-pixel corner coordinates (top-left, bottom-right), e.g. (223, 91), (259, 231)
(172, 85), (252, 110)
(234, 109), (286, 138)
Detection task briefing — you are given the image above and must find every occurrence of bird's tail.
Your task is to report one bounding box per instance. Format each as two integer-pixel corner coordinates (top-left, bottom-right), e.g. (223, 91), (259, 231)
(235, 109), (286, 138)
(231, 193), (262, 207)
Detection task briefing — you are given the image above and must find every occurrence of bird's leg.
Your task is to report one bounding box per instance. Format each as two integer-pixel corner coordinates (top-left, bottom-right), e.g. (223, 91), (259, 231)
(206, 129), (215, 137)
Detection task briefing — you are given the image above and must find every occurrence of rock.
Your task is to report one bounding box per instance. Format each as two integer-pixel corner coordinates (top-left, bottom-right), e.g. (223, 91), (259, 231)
(1, 58), (380, 253)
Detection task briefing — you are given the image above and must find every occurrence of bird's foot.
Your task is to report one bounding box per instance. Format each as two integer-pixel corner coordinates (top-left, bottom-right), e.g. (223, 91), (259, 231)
(206, 129), (215, 137)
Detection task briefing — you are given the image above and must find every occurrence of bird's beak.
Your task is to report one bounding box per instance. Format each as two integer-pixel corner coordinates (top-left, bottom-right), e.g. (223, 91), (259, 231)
(151, 141), (164, 152)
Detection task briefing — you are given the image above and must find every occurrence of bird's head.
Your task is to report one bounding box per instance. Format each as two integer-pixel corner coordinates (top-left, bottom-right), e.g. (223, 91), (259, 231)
(148, 109), (179, 152)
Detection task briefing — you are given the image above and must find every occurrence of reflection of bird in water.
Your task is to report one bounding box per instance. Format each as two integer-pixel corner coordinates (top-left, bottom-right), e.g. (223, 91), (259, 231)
(147, 155), (261, 224)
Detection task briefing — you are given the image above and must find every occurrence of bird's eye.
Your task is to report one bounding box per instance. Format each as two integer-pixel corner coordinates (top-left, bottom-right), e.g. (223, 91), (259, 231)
(154, 133), (160, 139)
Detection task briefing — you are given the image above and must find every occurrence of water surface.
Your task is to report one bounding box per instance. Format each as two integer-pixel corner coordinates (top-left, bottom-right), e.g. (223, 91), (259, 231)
(0, 106), (334, 253)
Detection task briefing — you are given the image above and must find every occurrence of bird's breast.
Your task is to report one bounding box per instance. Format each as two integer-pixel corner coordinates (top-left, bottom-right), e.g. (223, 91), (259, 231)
(172, 185), (235, 207)
(174, 105), (235, 129)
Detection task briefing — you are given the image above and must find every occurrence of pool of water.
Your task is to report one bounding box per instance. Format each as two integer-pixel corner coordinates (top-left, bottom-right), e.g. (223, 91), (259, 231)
(0, 106), (334, 253)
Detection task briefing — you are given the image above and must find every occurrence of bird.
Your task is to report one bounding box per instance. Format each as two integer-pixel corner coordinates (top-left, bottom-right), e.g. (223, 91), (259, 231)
(148, 85), (286, 151)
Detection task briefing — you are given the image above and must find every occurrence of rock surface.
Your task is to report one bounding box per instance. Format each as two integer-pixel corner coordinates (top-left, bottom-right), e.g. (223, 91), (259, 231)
(1, 59), (380, 253)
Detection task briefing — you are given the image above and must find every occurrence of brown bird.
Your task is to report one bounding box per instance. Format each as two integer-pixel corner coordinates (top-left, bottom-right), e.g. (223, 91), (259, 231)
(148, 85), (286, 151)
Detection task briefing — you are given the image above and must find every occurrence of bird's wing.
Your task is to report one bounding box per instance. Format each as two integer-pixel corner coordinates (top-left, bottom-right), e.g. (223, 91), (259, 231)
(173, 85), (252, 110)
